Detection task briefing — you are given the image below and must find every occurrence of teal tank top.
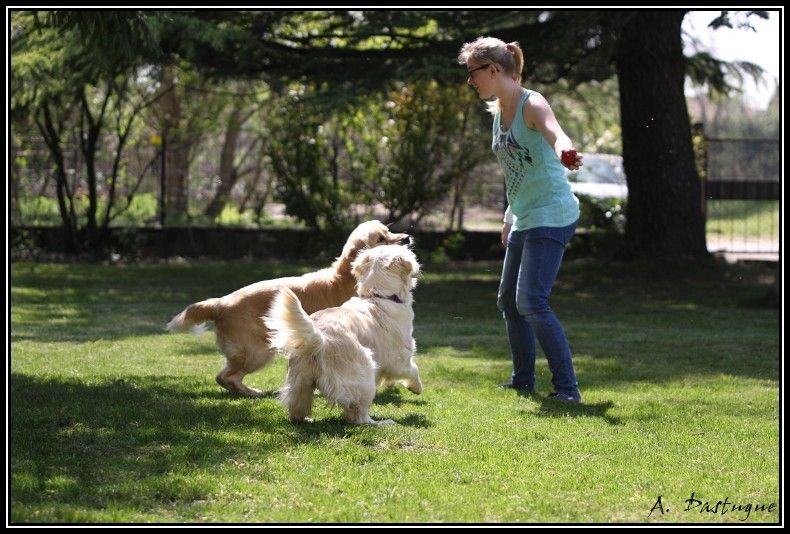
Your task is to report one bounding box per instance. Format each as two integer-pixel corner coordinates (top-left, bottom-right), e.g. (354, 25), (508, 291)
(492, 90), (579, 231)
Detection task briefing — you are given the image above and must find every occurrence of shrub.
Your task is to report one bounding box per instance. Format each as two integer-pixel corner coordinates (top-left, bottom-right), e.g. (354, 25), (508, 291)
(577, 195), (626, 233)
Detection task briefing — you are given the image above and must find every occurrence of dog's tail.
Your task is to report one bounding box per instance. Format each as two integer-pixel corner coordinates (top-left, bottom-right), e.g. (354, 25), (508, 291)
(263, 288), (324, 358)
(165, 298), (221, 334)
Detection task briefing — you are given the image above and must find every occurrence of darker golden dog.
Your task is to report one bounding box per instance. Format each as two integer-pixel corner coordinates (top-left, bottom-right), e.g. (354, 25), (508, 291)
(166, 220), (411, 396)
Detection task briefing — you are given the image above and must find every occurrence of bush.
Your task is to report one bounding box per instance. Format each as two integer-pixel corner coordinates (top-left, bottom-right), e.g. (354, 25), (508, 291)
(428, 232), (466, 264)
(17, 193), (161, 227)
(577, 195), (626, 233)
(19, 196), (61, 226)
(113, 193), (159, 225)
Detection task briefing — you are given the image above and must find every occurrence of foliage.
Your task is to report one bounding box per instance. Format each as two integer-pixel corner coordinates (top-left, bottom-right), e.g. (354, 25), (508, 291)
(17, 193), (160, 227)
(113, 193), (159, 225)
(262, 79), (492, 232)
(12, 12), (162, 253)
(535, 77), (622, 154)
(11, 9), (776, 260)
(577, 195), (626, 233)
(41, 10), (159, 73)
(378, 81), (490, 226)
(685, 52), (765, 98)
(266, 85), (359, 233)
(428, 232), (467, 264)
(19, 196), (61, 226)
(213, 204), (268, 228)
(688, 90), (780, 138)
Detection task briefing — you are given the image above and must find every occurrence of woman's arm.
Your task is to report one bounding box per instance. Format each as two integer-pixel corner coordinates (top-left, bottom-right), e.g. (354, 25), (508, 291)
(523, 92), (582, 170)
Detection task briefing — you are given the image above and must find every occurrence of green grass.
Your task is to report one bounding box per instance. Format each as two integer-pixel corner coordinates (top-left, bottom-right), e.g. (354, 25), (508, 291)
(10, 259), (780, 523)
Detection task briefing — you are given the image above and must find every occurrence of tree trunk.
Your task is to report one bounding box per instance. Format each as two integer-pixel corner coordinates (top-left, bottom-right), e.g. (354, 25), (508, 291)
(80, 89), (101, 250)
(159, 68), (189, 221)
(37, 103), (80, 252)
(10, 139), (23, 226)
(204, 108), (243, 219)
(615, 10), (708, 258)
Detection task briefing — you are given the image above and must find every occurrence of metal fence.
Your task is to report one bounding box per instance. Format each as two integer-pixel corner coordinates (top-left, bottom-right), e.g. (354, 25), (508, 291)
(704, 138), (780, 256)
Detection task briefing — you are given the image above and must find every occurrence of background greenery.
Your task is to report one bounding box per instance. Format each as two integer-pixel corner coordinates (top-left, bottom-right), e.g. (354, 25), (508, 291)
(10, 10), (780, 259)
(10, 259), (779, 523)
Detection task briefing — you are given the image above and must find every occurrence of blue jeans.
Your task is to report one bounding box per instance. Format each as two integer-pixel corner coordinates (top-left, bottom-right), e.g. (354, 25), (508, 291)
(497, 222), (579, 398)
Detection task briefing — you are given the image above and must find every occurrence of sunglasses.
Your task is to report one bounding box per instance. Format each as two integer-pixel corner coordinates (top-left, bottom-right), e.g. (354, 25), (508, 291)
(467, 63), (491, 76)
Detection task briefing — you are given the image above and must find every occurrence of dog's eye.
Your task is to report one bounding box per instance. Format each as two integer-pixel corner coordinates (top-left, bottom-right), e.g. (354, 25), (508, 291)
(377, 235), (386, 243)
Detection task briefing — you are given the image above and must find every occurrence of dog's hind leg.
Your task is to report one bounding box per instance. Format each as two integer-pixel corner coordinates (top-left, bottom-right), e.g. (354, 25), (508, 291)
(344, 402), (394, 425)
(281, 369), (316, 422)
(342, 379), (393, 425)
(216, 343), (279, 397)
(216, 369), (265, 397)
(216, 354), (265, 397)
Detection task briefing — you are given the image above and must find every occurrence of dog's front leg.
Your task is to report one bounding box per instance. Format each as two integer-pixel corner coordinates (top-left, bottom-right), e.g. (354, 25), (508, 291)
(403, 361), (423, 395)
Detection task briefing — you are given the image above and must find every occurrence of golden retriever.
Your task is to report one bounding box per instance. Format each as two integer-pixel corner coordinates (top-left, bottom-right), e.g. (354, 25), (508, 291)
(264, 244), (422, 425)
(166, 220), (412, 397)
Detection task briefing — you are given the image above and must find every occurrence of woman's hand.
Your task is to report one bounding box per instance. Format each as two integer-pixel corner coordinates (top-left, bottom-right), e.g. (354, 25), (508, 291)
(501, 223), (512, 248)
(561, 149), (583, 170)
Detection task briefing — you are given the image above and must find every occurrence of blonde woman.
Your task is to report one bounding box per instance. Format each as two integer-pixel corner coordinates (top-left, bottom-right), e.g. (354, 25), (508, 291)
(458, 36), (583, 402)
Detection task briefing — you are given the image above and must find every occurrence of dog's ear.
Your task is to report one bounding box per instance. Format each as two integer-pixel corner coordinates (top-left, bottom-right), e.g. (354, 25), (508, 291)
(390, 255), (407, 273)
(352, 250), (378, 296)
(352, 250), (373, 279)
(391, 254), (420, 277)
(339, 234), (368, 266)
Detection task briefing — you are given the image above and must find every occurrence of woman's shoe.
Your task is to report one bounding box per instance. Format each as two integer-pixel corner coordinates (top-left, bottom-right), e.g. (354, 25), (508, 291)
(548, 391), (581, 403)
(498, 380), (534, 394)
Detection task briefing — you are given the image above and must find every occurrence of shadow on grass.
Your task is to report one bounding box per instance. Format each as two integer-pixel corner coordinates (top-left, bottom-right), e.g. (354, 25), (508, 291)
(9, 374), (428, 468)
(270, 387), (431, 438)
(533, 397), (621, 426)
(10, 372), (427, 516)
(288, 411), (433, 439)
(373, 387), (428, 407)
(502, 388), (621, 425)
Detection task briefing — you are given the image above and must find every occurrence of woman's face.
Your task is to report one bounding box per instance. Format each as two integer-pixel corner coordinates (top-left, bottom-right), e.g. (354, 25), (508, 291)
(466, 61), (494, 98)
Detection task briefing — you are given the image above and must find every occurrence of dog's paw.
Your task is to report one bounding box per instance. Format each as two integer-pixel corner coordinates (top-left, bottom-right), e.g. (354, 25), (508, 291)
(374, 418), (396, 426)
(405, 380), (423, 395)
(290, 416), (314, 424)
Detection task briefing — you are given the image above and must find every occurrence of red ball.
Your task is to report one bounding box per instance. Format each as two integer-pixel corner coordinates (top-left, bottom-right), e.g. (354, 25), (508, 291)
(561, 149), (577, 167)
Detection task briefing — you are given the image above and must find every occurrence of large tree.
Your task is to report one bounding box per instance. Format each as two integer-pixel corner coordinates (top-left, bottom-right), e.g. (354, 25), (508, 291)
(614, 11), (708, 257)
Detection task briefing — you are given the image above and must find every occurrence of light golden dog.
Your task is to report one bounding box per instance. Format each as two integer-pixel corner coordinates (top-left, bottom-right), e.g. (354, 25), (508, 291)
(166, 220), (411, 397)
(264, 244), (422, 425)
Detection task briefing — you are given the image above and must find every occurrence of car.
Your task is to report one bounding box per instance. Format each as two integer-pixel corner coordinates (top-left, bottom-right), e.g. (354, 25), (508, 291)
(566, 154), (628, 200)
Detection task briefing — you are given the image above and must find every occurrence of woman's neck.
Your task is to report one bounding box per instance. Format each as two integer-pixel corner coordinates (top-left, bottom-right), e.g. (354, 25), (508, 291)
(498, 81), (524, 119)
(497, 81), (524, 105)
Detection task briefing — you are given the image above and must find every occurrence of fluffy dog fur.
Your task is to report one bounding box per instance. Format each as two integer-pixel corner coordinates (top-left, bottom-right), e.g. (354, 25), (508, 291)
(264, 244), (422, 425)
(166, 220), (411, 397)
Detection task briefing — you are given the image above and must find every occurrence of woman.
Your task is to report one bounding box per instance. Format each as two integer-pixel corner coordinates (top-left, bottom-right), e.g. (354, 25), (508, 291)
(458, 36), (583, 402)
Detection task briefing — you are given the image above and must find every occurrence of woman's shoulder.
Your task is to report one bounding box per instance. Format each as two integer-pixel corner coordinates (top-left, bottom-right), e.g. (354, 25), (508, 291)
(522, 91), (552, 122)
(523, 90), (549, 106)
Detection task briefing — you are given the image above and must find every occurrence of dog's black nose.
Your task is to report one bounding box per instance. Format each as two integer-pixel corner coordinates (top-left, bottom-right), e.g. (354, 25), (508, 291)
(400, 236), (413, 246)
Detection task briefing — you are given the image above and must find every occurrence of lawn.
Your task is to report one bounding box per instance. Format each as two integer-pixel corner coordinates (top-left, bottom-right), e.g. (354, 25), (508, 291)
(9, 258), (780, 523)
